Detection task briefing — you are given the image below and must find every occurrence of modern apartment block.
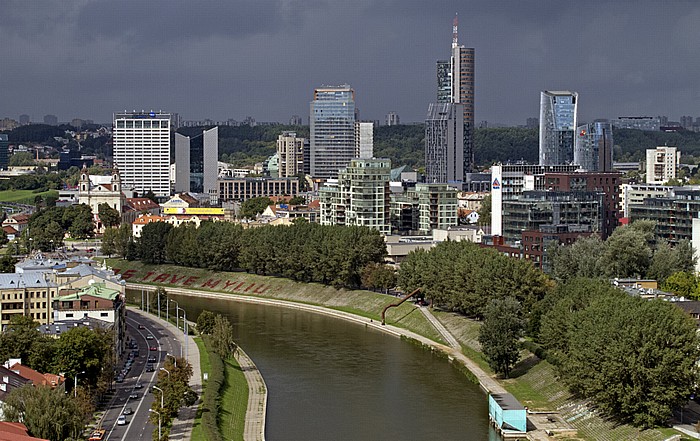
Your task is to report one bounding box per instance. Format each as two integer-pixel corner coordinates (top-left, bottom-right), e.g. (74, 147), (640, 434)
(630, 188), (700, 245)
(217, 176), (300, 202)
(354, 122), (374, 159)
(174, 126), (218, 200)
(319, 159), (391, 234)
(612, 116), (660, 131)
(310, 85), (356, 180)
(425, 102), (464, 184)
(574, 120), (613, 172)
(113, 111), (171, 197)
(646, 146), (680, 184)
(539, 91), (578, 166)
(277, 132), (307, 178)
(502, 191), (603, 245)
(620, 183), (673, 217)
(416, 183), (459, 234)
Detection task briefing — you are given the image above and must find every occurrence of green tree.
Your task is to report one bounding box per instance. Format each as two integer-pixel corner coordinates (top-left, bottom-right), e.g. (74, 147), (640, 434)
(2, 385), (88, 441)
(98, 202), (121, 228)
(288, 196), (306, 205)
(9, 151), (36, 166)
(196, 310), (217, 335)
(477, 194), (491, 226)
(360, 263), (397, 292)
(211, 314), (237, 359)
(662, 271), (698, 298)
(53, 326), (112, 391)
(240, 196), (273, 219)
(550, 236), (605, 280)
(0, 254), (17, 273)
(478, 297), (524, 378)
(557, 294), (700, 427)
(0, 315), (49, 368)
(101, 227), (117, 257)
(138, 221), (172, 264)
(114, 223), (132, 258)
(599, 223), (653, 278)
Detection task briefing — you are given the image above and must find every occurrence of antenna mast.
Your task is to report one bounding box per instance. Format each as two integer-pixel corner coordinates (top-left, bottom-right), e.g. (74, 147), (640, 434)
(452, 13), (458, 47)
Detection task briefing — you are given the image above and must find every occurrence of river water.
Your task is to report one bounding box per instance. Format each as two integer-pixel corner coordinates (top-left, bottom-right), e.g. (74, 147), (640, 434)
(138, 292), (500, 440)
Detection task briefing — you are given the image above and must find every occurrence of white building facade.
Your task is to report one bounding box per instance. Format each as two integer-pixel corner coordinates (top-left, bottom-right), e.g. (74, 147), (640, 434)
(113, 112), (171, 197)
(646, 146), (680, 184)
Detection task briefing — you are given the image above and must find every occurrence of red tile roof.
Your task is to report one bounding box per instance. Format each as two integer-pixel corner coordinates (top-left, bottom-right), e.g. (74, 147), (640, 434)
(0, 422), (49, 441)
(2, 225), (18, 235)
(126, 198), (160, 211)
(8, 363), (48, 386)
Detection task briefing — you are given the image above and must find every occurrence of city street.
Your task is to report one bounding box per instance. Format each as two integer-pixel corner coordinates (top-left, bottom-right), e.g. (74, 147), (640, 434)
(100, 310), (186, 441)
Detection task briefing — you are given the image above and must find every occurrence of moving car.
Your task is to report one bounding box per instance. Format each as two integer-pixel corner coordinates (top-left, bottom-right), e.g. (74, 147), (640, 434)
(88, 429), (106, 441)
(134, 382), (143, 389)
(149, 345), (158, 351)
(129, 393), (139, 400)
(138, 324), (145, 329)
(123, 407), (133, 415)
(117, 415), (127, 425)
(146, 334), (154, 340)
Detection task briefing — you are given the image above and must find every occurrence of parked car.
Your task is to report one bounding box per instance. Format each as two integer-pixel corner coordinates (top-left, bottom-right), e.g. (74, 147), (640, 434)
(115, 375), (124, 383)
(117, 415), (127, 425)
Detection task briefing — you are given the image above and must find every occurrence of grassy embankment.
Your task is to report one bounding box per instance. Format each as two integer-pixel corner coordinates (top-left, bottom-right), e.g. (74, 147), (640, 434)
(0, 189), (58, 205)
(433, 311), (686, 441)
(191, 337), (247, 441)
(110, 260), (685, 441)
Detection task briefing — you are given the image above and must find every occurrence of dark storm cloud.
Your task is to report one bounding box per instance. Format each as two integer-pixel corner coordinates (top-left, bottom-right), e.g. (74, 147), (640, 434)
(1, 1), (699, 126)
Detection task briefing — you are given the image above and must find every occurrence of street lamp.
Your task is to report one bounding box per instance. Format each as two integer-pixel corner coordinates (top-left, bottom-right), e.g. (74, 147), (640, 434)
(153, 385), (164, 409)
(28, 238), (32, 254)
(49, 239), (53, 252)
(149, 409), (161, 440)
(177, 306), (188, 362)
(167, 353), (177, 368)
(74, 371), (86, 398)
(171, 300), (179, 330)
(160, 367), (170, 379)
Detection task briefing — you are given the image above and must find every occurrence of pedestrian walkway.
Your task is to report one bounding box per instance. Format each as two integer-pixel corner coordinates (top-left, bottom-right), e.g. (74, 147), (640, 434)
(418, 306), (460, 350)
(128, 307), (202, 441)
(236, 347), (267, 441)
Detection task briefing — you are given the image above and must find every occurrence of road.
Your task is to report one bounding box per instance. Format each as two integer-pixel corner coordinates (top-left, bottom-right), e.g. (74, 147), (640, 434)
(101, 310), (186, 441)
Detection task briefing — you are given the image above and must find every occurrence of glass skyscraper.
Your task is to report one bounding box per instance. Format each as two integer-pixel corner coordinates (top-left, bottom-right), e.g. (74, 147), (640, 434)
(0, 134), (8, 170)
(574, 120), (613, 171)
(425, 102), (464, 184)
(539, 91), (578, 166)
(174, 126), (218, 198)
(310, 85), (356, 180)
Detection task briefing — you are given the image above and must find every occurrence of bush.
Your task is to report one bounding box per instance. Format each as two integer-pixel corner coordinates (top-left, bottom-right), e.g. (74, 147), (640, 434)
(201, 336), (224, 441)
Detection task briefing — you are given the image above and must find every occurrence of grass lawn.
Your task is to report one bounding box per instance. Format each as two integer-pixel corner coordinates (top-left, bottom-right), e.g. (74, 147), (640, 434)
(0, 189), (58, 204)
(190, 337), (210, 441)
(109, 260), (444, 343)
(219, 356), (248, 441)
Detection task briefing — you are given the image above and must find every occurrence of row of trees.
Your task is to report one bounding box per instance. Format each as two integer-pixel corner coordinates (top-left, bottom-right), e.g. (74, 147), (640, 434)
(196, 311), (238, 441)
(550, 220), (695, 284)
(148, 356), (196, 441)
(115, 221), (387, 289)
(27, 204), (95, 250)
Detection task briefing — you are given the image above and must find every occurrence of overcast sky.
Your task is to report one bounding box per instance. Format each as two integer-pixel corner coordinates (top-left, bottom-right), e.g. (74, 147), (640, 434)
(2, 1), (699, 126)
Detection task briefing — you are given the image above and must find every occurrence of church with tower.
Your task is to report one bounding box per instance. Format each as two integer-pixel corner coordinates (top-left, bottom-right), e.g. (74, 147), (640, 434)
(78, 165), (125, 232)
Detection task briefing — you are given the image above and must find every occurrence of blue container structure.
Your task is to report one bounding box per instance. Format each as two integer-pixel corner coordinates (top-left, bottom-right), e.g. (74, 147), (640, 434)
(488, 393), (527, 433)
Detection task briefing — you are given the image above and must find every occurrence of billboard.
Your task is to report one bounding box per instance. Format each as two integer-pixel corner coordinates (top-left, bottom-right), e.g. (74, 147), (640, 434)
(163, 207), (225, 215)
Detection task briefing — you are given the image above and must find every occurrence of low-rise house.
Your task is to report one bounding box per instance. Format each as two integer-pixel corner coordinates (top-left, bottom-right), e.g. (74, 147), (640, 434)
(132, 214), (166, 237)
(2, 214), (30, 234)
(0, 421), (48, 441)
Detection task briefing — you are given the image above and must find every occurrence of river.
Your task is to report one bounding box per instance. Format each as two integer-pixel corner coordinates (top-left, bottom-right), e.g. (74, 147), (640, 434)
(137, 291), (500, 440)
